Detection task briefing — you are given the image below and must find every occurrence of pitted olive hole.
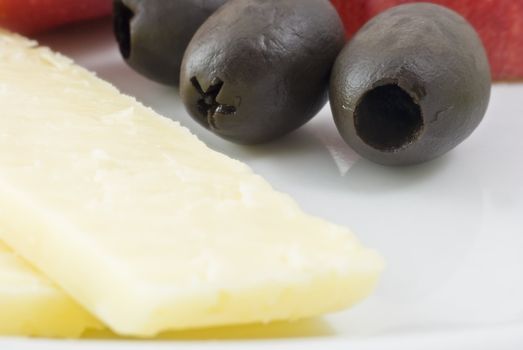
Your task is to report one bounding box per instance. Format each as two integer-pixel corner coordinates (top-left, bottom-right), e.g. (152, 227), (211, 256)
(190, 77), (237, 129)
(354, 84), (424, 152)
(113, 0), (134, 59)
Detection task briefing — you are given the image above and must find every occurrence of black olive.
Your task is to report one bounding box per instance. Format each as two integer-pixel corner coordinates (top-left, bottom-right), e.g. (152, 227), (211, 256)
(113, 0), (227, 86)
(180, 0), (345, 144)
(330, 3), (491, 166)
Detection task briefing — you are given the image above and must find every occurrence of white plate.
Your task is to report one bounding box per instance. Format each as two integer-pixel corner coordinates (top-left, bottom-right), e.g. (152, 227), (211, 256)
(2, 18), (523, 350)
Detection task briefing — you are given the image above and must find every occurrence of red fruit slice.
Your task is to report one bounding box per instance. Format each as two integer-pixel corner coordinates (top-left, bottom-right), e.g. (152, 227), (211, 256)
(0, 0), (112, 35)
(331, 0), (523, 81)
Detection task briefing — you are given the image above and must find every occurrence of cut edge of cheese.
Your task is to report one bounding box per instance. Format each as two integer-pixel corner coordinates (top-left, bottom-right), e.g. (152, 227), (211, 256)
(0, 30), (384, 337)
(0, 188), (382, 336)
(0, 242), (103, 337)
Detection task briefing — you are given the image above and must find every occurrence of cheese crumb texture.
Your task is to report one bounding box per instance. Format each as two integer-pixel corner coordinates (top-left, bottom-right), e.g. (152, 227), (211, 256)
(0, 30), (383, 337)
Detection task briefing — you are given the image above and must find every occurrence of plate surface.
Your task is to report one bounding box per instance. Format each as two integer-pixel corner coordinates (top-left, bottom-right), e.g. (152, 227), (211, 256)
(2, 19), (523, 350)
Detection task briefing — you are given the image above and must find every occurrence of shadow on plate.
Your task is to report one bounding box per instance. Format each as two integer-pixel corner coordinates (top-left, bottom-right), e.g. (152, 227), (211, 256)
(342, 153), (455, 194)
(82, 318), (334, 341)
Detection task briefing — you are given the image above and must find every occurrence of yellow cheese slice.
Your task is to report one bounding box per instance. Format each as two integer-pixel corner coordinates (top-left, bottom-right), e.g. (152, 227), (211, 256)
(0, 242), (101, 337)
(0, 30), (383, 337)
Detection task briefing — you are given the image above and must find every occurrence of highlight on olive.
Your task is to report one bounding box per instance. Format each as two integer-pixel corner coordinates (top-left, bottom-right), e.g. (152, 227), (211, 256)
(180, 0), (345, 144)
(329, 3), (491, 165)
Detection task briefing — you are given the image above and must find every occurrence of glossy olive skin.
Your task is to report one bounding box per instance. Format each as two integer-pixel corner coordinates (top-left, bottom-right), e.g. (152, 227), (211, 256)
(113, 0), (227, 86)
(180, 0), (345, 144)
(330, 3), (491, 166)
